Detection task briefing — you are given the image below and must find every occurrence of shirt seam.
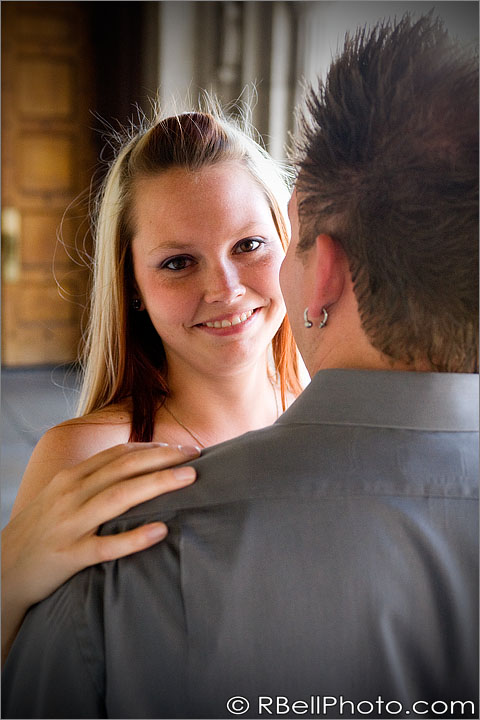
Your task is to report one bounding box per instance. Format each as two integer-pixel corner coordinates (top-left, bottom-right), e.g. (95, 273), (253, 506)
(67, 577), (106, 705)
(178, 526), (194, 710)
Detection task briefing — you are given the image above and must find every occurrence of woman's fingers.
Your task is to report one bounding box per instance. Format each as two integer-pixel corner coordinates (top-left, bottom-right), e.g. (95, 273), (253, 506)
(79, 444), (200, 506)
(77, 521), (171, 565)
(2, 444), (200, 614)
(76, 465), (197, 530)
(52, 443), (200, 504)
(55, 442), (200, 487)
(53, 442), (159, 483)
(35, 444), (198, 552)
(88, 443), (199, 487)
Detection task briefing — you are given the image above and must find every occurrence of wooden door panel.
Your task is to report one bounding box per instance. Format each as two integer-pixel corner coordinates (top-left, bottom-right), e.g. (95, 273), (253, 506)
(3, 288), (80, 365)
(18, 281), (77, 323)
(18, 135), (75, 194)
(16, 5), (75, 44)
(2, 1), (94, 366)
(18, 58), (75, 118)
(21, 213), (78, 268)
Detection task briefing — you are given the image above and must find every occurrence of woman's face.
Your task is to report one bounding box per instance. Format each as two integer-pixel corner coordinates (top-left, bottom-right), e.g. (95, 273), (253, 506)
(130, 162), (286, 382)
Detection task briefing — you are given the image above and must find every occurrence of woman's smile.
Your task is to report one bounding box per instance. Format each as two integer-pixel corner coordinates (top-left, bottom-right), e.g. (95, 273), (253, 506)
(194, 307), (260, 334)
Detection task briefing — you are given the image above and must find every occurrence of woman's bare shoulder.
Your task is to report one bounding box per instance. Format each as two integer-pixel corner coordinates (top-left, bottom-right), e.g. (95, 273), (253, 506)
(40, 402), (132, 452)
(54, 399), (132, 427)
(38, 401), (132, 457)
(11, 402), (132, 515)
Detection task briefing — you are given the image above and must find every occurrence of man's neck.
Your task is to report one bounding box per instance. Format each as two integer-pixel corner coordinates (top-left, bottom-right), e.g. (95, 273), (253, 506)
(306, 337), (429, 377)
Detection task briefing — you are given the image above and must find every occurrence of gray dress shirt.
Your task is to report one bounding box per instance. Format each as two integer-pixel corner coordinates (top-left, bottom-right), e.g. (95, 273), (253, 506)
(3, 370), (479, 719)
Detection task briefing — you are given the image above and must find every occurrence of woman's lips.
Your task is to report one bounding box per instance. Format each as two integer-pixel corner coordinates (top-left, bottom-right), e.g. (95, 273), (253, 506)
(202, 309), (254, 328)
(194, 308), (260, 334)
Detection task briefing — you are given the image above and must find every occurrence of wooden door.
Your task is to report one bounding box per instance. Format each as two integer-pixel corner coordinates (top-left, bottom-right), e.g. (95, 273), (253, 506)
(1, 2), (94, 366)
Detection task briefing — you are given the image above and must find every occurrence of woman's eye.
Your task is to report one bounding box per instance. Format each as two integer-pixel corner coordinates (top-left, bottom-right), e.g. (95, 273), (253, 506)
(235, 238), (264, 254)
(161, 256), (193, 271)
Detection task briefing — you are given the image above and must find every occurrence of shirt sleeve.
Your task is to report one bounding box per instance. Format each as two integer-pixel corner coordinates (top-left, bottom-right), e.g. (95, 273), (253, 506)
(2, 570), (106, 719)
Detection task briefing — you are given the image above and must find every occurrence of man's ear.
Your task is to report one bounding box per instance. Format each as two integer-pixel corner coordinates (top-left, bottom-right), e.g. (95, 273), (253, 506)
(307, 234), (347, 321)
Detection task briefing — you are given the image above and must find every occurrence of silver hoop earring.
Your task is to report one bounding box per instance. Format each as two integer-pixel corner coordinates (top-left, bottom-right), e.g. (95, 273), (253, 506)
(304, 308), (313, 328)
(132, 298), (142, 311)
(319, 307), (328, 329)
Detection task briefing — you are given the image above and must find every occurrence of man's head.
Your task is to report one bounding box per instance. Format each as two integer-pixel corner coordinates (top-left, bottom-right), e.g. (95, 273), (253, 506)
(281, 12), (478, 375)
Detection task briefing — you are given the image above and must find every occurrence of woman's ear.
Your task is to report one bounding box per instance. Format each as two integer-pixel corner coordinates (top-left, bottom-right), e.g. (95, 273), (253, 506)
(131, 278), (146, 312)
(307, 234), (348, 321)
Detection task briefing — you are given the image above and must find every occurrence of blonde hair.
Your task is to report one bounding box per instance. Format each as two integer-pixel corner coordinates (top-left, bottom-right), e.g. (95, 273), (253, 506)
(78, 101), (301, 440)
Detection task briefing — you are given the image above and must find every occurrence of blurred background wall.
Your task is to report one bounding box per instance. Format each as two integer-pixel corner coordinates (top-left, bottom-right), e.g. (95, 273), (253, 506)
(1, 1), (478, 524)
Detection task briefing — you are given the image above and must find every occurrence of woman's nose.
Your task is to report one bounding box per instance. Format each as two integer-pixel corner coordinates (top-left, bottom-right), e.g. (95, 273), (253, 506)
(202, 262), (246, 304)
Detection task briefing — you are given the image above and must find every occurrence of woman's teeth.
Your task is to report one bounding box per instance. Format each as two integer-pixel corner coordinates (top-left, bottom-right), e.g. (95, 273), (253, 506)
(204, 309), (254, 328)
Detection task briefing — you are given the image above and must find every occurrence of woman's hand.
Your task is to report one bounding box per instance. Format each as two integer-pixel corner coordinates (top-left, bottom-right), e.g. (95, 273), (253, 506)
(1, 442), (199, 665)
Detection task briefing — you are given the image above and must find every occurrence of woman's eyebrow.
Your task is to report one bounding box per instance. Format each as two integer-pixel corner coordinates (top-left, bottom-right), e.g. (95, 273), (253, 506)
(147, 240), (193, 254)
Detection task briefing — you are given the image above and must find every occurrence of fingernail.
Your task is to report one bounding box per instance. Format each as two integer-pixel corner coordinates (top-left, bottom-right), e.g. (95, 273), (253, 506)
(172, 466), (196, 483)
(177, 445), (201, 457)
(146, 523), (168, 540)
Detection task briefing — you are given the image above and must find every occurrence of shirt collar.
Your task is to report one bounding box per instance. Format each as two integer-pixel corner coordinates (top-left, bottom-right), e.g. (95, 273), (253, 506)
(277, 369), (479, 431)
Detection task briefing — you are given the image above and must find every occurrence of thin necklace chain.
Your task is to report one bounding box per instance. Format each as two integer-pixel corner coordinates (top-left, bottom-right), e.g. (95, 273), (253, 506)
(163, 404), (206, 448)
(164, 377), (280, 450)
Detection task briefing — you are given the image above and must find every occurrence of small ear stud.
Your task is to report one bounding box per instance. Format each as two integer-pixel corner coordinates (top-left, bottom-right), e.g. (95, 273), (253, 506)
(304, 307), (313, 328)
(132, 298), (142, 311)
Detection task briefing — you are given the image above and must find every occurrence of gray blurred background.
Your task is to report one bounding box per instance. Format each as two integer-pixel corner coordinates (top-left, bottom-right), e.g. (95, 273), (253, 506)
(1, 1), (478, 527)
